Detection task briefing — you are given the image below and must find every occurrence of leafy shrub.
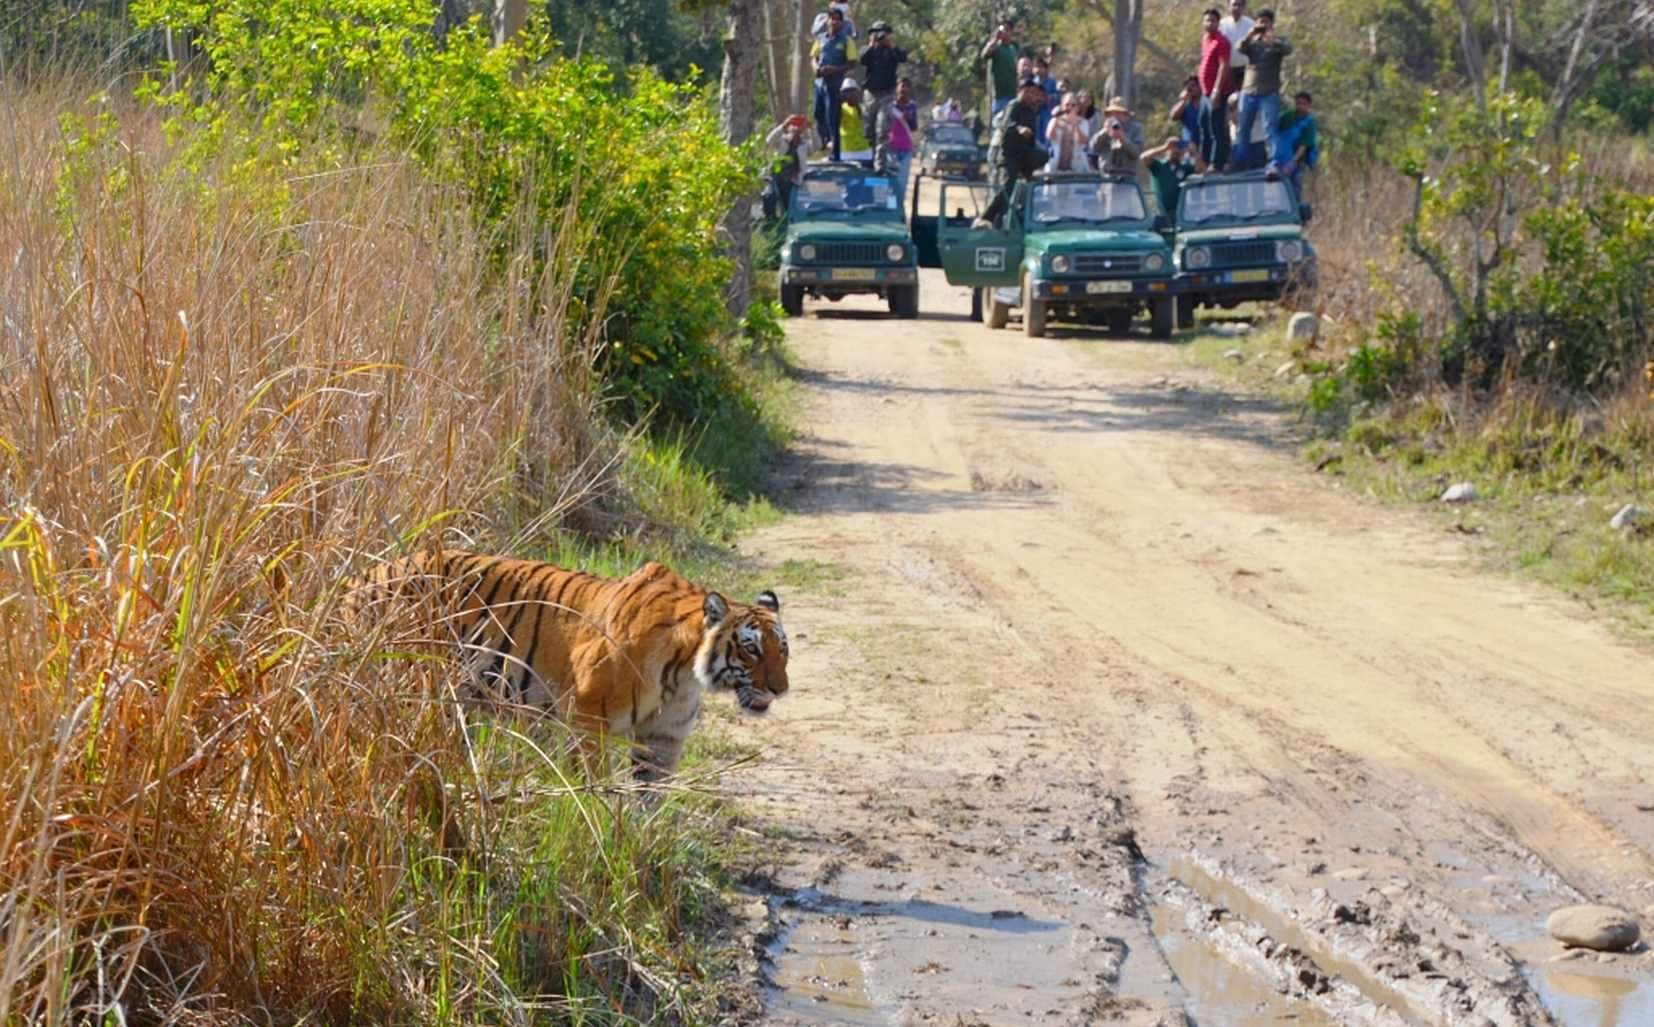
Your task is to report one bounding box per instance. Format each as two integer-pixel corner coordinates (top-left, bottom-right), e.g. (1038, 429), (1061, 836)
(133, 0), (758, 426)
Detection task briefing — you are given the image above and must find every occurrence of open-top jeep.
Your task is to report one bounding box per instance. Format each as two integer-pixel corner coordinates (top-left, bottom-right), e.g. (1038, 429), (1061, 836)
(917, 120), (984, 180)
(779, 163), (920, 319)
(910, 170), (1178, 338)
(1172, 169), (1317, 323)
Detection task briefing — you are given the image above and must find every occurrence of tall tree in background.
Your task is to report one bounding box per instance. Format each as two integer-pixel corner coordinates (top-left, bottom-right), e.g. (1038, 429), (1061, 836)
(1109, 0), (1144, 108)
(493, 0), (525, 45)
(718, 0), (760, 313)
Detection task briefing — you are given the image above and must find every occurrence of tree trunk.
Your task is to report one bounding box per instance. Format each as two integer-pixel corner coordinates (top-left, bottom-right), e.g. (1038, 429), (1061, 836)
(719, 0), (760, 315)
(761, 0), (791, 122)
(791, 0), (812, 117)
(493, 0), (525, 46)
(1452, 0), (1487, 114)
(1111, 0), (1144, 110)
(1550, 0), (1603, 136)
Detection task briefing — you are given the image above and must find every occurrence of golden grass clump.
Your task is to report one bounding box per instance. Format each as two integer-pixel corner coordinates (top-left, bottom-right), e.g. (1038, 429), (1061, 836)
(2, 82), (720, 1024)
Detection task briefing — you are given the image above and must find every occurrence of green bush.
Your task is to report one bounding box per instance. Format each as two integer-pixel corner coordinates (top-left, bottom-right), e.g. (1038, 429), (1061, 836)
(133, 0), (758, 426)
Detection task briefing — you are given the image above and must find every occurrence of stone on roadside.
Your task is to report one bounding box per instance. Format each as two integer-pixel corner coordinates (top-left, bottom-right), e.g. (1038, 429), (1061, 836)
(1224, 349), (1245, 362)
(1545, 904), (1640, 952)
(1610, 504), (1643, 532)
(1275, 361), (1296, 378)
(1286, 312), (1319, 344)
(1441, 482), (1479, 503)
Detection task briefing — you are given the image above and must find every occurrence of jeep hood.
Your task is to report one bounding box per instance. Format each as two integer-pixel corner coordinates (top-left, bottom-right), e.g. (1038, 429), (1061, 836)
(1026, 229), (1166, 254)
(1175, 223), (1304, 247)
(787, 220), (911, 243)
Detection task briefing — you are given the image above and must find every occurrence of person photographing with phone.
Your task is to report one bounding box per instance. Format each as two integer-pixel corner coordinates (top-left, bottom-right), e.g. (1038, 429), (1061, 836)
(980, 18), (1019, 118)
(1229, 8), (1292, 172)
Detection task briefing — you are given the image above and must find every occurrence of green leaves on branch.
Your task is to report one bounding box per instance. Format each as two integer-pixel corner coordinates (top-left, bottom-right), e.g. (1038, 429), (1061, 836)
(132, 0), (758, 425)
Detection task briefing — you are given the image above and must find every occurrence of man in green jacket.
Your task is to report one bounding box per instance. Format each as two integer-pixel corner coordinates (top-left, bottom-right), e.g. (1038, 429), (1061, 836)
(975, 76), (1048, 227)
(980, 18), (1020, 119)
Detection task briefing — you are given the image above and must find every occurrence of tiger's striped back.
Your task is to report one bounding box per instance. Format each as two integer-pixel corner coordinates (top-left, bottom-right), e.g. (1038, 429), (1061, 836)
(345, 548), (789, 779)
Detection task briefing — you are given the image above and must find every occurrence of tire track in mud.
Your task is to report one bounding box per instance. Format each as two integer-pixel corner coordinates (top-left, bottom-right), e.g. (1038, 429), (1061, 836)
(726, 273), (1654, 1026)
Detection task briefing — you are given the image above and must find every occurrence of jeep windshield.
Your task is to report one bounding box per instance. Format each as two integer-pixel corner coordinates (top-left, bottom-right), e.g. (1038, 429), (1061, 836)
(790, 173), (903, 220)
(928, 124), (977, 148)
(1027, 180), (1147, 227)
(1178, 178), (1297, 226)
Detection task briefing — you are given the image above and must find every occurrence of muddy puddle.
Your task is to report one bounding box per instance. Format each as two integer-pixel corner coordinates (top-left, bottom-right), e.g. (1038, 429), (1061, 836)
(765, 912), (881, 1025)
(1150, 899), (1344, 1026)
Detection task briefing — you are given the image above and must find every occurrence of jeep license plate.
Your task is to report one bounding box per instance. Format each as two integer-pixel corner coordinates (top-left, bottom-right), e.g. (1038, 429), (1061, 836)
(1228, 269), (1271, 283)
(833, 268), (876, 281)
(1085, 280), (1132, 294)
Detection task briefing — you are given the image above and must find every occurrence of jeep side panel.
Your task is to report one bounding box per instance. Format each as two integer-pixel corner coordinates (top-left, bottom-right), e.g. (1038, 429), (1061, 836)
(937, 181), (1021, 288)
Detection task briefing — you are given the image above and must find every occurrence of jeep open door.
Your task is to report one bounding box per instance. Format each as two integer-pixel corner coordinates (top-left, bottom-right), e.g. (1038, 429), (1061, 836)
(908, 171), (1022, 321)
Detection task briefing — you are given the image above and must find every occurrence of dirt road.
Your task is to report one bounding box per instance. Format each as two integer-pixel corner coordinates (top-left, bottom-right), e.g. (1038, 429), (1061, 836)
(725, 268), (1654, 1027)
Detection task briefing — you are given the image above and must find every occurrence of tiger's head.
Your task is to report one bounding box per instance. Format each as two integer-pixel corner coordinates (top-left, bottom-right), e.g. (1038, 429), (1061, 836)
(696, 589), (790, 712)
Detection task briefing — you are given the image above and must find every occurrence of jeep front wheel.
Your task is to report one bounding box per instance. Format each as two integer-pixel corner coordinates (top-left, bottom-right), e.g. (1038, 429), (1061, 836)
(1151, 296), (1175, 340)
(985, 288), (1010, 330)
(1176, 293), (1196, 330)
(888, 284), (920, 319)
(780, 283), (804, 318)
(1023, 276), (1046, 338)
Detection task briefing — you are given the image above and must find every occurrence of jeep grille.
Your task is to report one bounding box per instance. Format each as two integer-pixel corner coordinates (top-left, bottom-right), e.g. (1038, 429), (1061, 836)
(1210, 241), (1276, 267)
(812, 242), (892, 264)
(1073, 253), (1143, 275)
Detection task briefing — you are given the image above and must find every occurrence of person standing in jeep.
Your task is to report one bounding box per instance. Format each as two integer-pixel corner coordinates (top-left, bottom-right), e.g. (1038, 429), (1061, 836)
(858, 20), (907, 177)
(980, 19), (1020, 118)
(812, 7), (858, 160)
(1229, 9), (1292, 172)
(975, 76), (1048, 228)
(1195, 8), (1233, 172)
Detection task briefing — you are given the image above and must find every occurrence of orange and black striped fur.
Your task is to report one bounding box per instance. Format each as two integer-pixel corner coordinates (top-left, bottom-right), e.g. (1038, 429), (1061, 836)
(348, 548), (789, 780)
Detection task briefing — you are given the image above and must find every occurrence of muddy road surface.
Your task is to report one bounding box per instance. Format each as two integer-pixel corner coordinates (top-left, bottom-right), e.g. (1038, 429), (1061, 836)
(726, 268), (1654, 1027)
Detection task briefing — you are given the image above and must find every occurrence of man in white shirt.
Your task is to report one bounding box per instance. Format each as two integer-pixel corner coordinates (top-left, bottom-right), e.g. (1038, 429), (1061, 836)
(1219, 0), (1255, 98)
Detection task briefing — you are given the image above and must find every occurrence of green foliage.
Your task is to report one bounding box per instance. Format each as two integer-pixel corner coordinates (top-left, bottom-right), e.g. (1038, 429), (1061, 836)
(131, 0), (758, 427)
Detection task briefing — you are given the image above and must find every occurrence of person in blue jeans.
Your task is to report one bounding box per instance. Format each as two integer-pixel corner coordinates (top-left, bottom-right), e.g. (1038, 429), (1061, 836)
(1229, 9), (1292, 172)
(812, 7), (858, 160)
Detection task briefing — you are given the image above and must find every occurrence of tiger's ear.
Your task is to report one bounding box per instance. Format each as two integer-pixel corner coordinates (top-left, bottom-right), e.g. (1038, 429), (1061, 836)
(703, 592), (729, 627)
(755, 589), (780, 613)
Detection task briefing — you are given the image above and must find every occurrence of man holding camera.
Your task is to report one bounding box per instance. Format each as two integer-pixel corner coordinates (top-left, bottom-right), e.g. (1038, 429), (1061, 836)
(1090, 105), (1143, 176)
(1230, 8), (1292, 171)
(980, 19), (1020, 118)
(858, 20), (907, 177)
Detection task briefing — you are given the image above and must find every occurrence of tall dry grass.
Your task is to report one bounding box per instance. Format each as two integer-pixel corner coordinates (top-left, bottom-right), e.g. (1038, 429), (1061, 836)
(2, 81), (728, 1024)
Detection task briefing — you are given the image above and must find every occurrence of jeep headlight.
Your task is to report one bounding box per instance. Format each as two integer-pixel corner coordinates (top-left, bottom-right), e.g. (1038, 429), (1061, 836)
(1143, 252), (1166, 272)
(798, 243), (817, 262)
(1185, 246), (1212, 270)
(886, 243), (905, 262)
(1050, 254), (1072, 274)
(1277, 240), (1304, 262)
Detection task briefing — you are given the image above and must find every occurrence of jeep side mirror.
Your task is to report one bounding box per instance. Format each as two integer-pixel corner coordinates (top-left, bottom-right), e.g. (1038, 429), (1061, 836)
(1299, 203), (1313, 223)
(1153, 213), (1171, 231)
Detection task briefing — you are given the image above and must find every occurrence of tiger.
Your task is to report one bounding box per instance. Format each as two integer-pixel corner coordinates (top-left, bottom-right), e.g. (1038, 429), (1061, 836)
(345, 548), (789, 780)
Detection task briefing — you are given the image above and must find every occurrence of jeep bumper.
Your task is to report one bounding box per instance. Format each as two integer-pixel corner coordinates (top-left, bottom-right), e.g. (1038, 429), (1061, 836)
(1031, 276), (1177, 301)
(1177, 260), (1316, 301)
(782, 266), (919, 286)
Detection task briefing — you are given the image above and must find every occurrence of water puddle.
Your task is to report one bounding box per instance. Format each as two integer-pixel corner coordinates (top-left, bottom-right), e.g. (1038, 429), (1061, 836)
(765, 912), (881, 1025)
(1151, 902), (1343, 1026)
(1149, 857), (1427, 1025)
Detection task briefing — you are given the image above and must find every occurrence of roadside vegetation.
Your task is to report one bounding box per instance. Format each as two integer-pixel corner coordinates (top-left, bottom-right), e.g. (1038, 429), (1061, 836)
(1, 3), (788, 1023)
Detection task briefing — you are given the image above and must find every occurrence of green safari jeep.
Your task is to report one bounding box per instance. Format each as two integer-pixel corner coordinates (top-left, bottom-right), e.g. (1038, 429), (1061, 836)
(910, 171), (1178, 338)
(778, 163), (920, 319)
(1172, 170), (1317, 323)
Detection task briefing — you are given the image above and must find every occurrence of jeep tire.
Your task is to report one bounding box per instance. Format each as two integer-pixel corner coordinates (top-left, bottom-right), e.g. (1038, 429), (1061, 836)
(780, 283), (804, 318)
(1151, 296), (1175, 340)
(1023, 276), (1046, 338)
(1104, 308), (1133, 336)
(985, 288), (1010, 330)
(888, 284), (920, 319)
(1176, 293), (1196, 330)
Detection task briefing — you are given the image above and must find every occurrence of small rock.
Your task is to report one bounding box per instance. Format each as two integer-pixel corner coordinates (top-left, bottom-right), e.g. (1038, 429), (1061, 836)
(1610, 504), (1643, 532)
(1274, 361), (1296, 378)
(1546, 904), (1640, 952)
(1223, 348), (1245, 362)
(1441, 482), (1479, 503)
(1286, 312), (1319, 344)
(1331, 867), (1369, 881)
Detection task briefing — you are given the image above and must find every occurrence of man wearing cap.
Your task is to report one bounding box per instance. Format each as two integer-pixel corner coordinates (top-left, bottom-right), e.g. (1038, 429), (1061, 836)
(976, 76), (1048, 227)
(811, 1), (857, 39)
(812, 6), (858, 160)
(980, 18), (1020, 118)
(858, 20), (908, 176)
(1089, 110), (1142, 176)
(762, 114), (814, 219)
(1141, 136), (1198, 217)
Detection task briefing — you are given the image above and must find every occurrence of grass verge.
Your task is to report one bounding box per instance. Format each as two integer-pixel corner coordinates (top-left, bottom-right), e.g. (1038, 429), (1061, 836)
(1182, 311), (1654, 635)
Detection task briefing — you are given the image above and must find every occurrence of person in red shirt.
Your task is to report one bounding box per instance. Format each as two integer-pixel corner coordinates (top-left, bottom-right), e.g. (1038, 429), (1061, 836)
(1196, 7), (1232, 171)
